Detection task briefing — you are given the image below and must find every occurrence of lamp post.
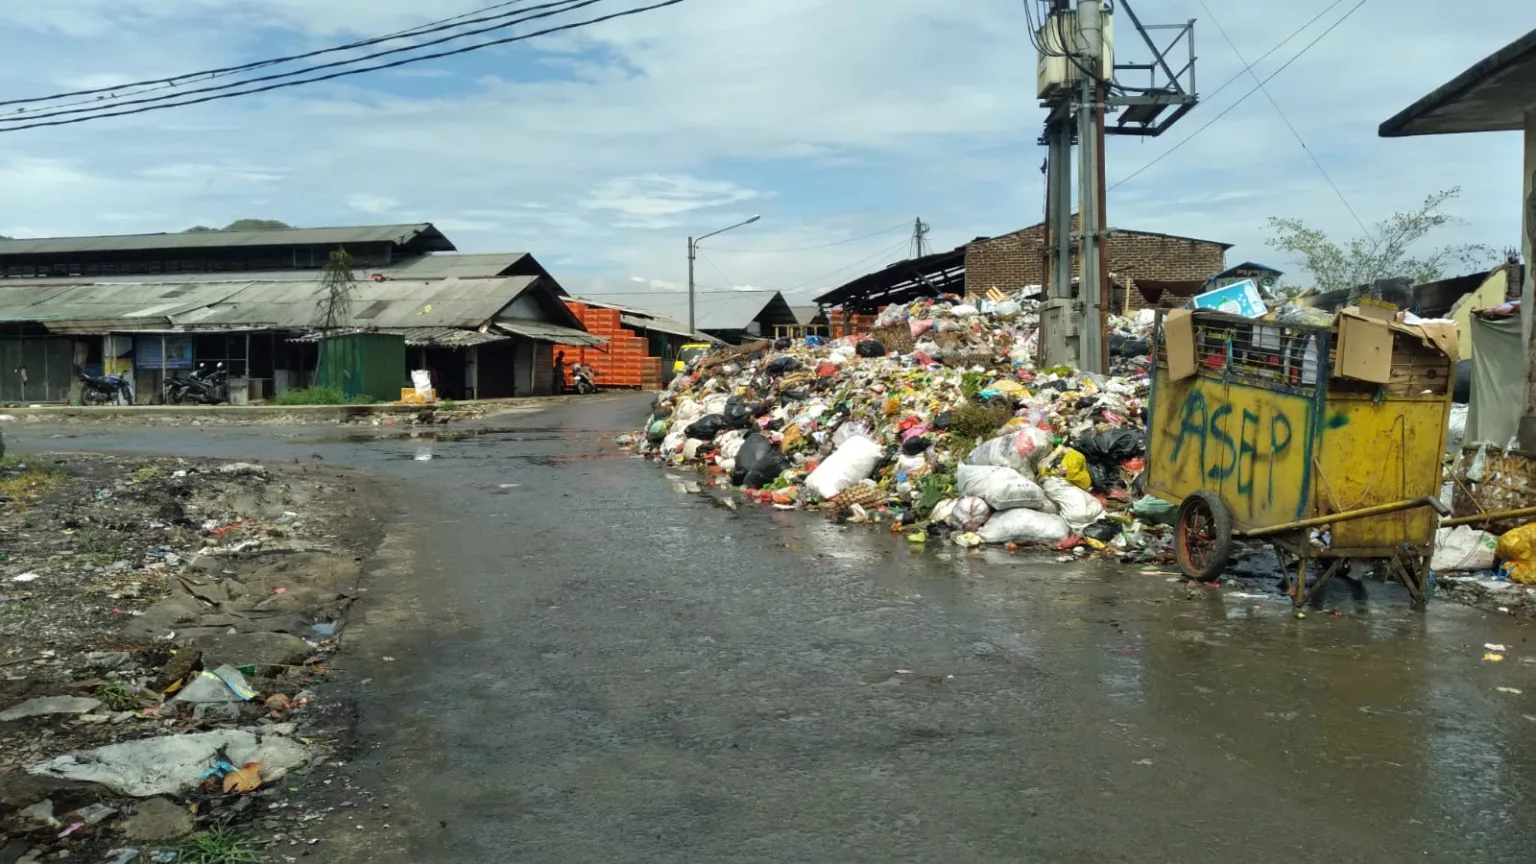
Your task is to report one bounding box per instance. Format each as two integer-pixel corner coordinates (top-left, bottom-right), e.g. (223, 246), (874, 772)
(688, 214), (760, 333)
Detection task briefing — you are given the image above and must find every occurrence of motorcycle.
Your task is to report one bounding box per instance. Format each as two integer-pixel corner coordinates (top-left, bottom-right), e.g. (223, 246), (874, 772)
(80, 371), (133, 405)
(166, 362), (229, 405)
(572, 364), (600, 395)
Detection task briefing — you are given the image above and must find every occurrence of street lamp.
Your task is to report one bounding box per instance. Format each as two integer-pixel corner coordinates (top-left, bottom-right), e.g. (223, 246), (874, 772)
(688, 214), (760, 333)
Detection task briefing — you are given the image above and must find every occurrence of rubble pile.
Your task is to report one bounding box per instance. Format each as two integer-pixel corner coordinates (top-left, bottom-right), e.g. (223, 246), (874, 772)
(0, 454), (382, 861)
(631, 295), (1170, 560)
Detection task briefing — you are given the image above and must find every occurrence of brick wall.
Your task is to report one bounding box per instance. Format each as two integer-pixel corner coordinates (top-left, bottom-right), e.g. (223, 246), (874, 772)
(963, 218), (1227, 299)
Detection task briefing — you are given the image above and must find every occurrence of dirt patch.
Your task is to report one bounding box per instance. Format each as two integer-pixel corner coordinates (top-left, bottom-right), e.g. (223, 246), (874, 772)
(0, 453), (390, 861)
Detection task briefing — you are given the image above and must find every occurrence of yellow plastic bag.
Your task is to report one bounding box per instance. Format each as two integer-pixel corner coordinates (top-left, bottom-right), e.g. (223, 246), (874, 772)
(1060, 448), (1092, 491)
(1497, 523), (1536, 585)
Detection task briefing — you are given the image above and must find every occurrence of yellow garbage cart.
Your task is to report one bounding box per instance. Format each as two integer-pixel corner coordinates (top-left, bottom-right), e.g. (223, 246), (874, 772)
(1146, 307), (1456, 608)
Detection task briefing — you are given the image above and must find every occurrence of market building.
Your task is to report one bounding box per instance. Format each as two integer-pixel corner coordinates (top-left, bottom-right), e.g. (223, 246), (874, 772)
(1379, 26), (1536, 448)
(0, 224), (600, 403)
(574, 289), (798, 346)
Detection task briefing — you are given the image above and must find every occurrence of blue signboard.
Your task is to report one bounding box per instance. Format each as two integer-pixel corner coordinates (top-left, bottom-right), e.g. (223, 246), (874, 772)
(134, 334), (194, 370)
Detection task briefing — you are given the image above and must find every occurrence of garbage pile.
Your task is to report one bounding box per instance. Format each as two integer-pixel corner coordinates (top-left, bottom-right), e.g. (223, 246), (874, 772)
(631, 295), (1173, 560)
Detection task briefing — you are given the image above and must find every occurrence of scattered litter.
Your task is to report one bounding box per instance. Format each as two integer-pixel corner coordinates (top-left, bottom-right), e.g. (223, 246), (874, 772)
(8, 572), (41, 583)
(28, 728), (309, 797)
(1497, 687), (1524, 695)
(0, 695), (104, 721)
(1486, 643), (1508, 652)
(1483, 653), (1505, 662)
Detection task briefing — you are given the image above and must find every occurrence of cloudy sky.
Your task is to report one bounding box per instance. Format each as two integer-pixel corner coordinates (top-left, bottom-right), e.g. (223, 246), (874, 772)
(0, 0), (1527, 302)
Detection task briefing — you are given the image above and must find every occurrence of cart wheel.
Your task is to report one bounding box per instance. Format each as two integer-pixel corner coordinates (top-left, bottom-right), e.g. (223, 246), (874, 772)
(1175, 490), (1233, 582)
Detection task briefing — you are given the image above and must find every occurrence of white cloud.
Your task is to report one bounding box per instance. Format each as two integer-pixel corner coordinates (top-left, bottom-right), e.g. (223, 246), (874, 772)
(0, 0), (1526, 298)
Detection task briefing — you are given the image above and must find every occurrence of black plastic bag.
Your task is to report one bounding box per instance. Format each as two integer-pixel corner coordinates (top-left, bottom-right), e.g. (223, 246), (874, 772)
(764, 355), (801, 376)
(901, 436), (931, 456)
(1077, 429), (1145, 464)
(731, 434), (774, 486)
(742, 451), (792, 489)
(723, 396), (752, 430)
(932, 411), (953, 431)
(773, 337), (792, 350)
(855, 339), (887, 358)
(1453, 358), (1472, 404)
(1082, 519), (1121, 542)
(684, 413), (727, 441)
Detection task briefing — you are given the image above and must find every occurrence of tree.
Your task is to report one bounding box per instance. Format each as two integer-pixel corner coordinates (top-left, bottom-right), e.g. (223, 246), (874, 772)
(1264, 187), (1501, 295)
(314, 248), (356, 332)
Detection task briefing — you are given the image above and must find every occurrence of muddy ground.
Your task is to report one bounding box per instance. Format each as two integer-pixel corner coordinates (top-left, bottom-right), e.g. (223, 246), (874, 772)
(0, 453), (389, 863)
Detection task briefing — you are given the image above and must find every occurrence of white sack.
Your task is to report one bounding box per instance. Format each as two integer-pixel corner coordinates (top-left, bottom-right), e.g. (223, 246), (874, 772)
(682, 438), (708, 461)
(977, 509), (1072, 545)
(1040, 476), (1105, 530)
(702, 394), (730, 415)
(29, 730), (308, 798)
(967, 429), (1056, 475)
(1431, 526), (1498, 573)
(929, 498), (959, 525)
(956, 464), (1049, 511)
(806, 435), (884, 499)
(947, 496), (991, 531)
(673, 399), (706, 430)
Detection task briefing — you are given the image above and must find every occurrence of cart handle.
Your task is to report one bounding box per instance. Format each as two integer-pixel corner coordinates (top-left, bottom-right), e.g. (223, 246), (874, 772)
(1440, 505), (1536, 527)
(1242, 496), (1451, 539)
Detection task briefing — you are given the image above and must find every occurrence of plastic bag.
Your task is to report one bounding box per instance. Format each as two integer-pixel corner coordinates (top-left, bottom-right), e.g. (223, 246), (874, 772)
(673, 399), (705, 430)
(646, 418), (668, 443)
(856, 340), (887, 358)
(805, 435), (884, 499)
(993, 300), (1021, 318)
(1053, 448), (1091, 489)
(1081, 520), (1121, 542)
(909, 318), (935, 339)
(1446, 404), (1468, 450)
(731, 434), (774, 486)
(684, 414), (727, 441)
(702, 394), (730, 415)
(1430, 526), (1498, 572)
(977, 508), (1071, 545)
(723, 396), (752, 430)
(764, 356), (801, 376)
(1129, 496), (1178, 526)
(1040, 477), (1105, 530)
(967, 429), (1056, 475)
(947, 496), (991, 531)
(956, 464), (1049, 511)
(950, 304), (979, 317)
(1496, 523), (1536, 585)
(743, 451), (792, 488)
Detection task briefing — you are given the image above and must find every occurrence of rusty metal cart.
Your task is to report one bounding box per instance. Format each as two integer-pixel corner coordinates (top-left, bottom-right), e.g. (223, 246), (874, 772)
(1146, 309), (1456, 608)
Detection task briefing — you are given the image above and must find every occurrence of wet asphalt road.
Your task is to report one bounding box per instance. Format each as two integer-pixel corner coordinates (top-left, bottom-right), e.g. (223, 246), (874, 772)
(7, 395), (1536, 862)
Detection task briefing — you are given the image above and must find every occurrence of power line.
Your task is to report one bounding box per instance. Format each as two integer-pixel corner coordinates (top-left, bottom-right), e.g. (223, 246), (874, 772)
(1, 0), (564, 112)
(782, 237), (913, 294)
(705, 221), (911, 253)
(1, 0), (615, 127)
(1196, 0), (1372, 238)
(696, 250), (738, 288)
(1107, 0), (1371, 192)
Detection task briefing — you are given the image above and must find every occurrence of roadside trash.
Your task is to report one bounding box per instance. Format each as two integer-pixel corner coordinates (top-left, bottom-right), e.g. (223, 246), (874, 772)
(1496, 523), (1536, 585)
(29, 729), (308, 797)
(1129, 496), (1177, 526)
(806, 435), (883, 499)
(1498, 687), (1524, 695)
(1484, 652), (1505, 662)
(1041, 476), (1105, 529)
(1486, 643), (1508, 652)
(1, 695), (104, 721)
(217, 462), (266, 476)
(220, 762), (265, 794)
(957, 464), (1049, 512)
(8, 572), (41, 583)
(173, 665), (258, 704)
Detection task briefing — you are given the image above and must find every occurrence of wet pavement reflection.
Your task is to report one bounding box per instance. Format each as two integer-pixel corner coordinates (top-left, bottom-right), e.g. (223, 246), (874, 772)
(7, 394), (1536, 862)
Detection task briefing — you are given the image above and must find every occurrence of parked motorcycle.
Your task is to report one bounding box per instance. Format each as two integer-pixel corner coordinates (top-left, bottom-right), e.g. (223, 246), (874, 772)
(572, 364), (600, 395)
(166, 362), (229, 405)
(79, 371), (133, 405)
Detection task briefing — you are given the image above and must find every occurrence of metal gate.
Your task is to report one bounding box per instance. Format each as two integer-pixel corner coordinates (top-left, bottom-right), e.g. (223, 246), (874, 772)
(0, 337), (74, 403)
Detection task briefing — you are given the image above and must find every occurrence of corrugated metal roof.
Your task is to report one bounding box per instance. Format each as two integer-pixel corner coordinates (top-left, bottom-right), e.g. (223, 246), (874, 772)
(389, 253), (528, 279)
(0, 223), (454, 256)
(0, 275), (545, 331)
(496, 319), (606, 347)
(619, 313), (716, 341)
(574, 290), (792, 332)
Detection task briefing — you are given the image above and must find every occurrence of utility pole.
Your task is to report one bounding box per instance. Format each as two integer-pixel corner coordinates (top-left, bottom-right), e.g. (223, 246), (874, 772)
(1032, 0), (1197, 373)
(687, 214), (761, 334)
(910, 217), (931, 259)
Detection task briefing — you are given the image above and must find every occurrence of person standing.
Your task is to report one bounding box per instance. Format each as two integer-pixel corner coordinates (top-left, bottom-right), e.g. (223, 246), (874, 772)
(554, 350), (566, 395)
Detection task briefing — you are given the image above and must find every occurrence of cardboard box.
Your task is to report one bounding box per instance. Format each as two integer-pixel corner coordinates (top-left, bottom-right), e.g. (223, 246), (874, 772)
(1164, 308), (1196, 381)
(1189, 278), (1267, 318)
(1334, 311), (1392, 384)
(1354, 298), (1398, 322)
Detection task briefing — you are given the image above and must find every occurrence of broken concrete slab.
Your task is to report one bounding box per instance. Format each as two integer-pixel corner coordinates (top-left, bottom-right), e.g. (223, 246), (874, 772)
(0, 696), (104, 722)
(192, 631), (313, 675)
(28, 729), (309, 797)
(120, 797), (194, 841)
